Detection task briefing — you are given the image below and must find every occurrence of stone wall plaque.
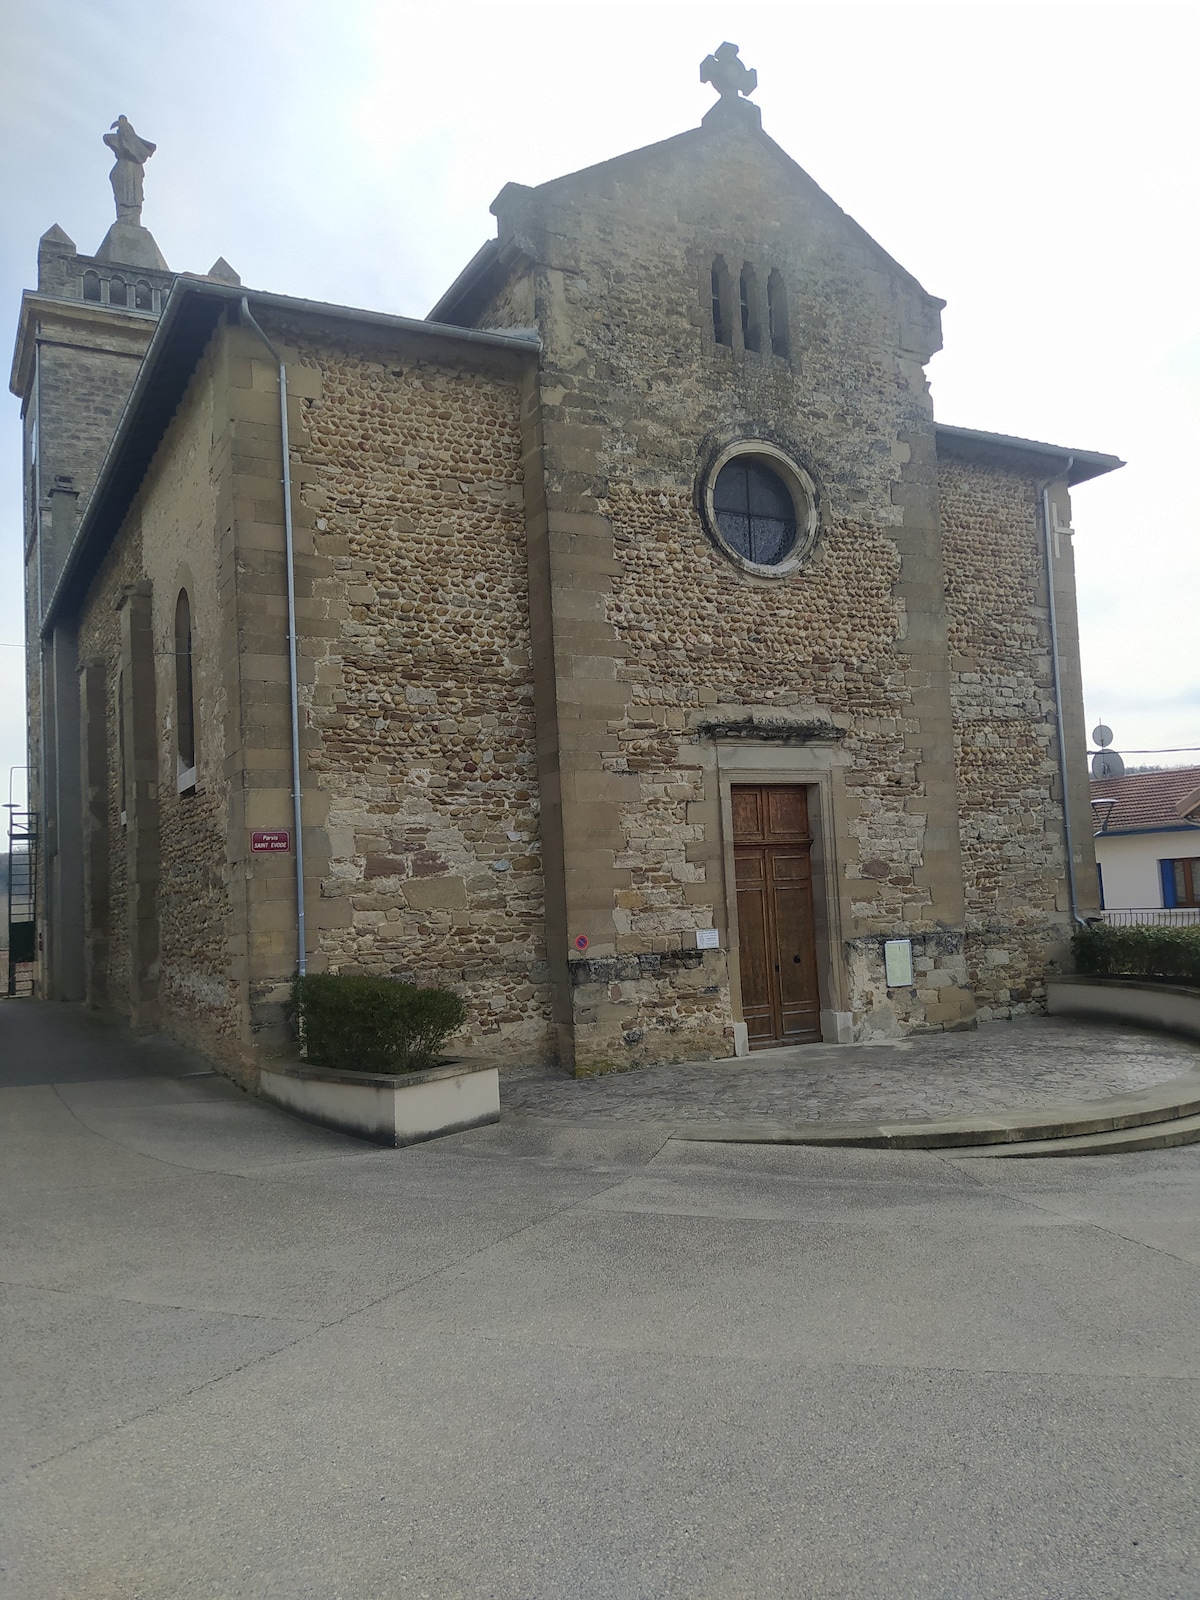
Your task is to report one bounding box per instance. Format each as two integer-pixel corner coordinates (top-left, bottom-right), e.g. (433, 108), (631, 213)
(884, 938), (914, 988)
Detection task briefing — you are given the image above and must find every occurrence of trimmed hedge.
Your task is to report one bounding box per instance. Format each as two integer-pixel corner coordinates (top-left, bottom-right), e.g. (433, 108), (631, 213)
(290, 973), (467, 1074)
(1072, 924), (1200, 988)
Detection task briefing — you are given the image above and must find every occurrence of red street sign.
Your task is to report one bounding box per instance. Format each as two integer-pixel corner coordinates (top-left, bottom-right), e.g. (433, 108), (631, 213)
(251, 830), (291, 853)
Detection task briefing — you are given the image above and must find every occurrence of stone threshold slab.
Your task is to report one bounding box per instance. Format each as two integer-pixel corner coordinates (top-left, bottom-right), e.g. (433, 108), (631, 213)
(949, 1111), (1200, 1159)
(668, 1071), (1200, 1150)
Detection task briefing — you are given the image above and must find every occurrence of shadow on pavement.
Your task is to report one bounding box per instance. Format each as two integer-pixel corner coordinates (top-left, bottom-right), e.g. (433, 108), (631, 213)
(0, 998), (214, 1087)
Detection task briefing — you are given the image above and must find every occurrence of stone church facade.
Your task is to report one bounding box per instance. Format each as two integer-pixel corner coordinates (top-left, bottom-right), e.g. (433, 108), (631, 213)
(12, 69), (1118, 1081)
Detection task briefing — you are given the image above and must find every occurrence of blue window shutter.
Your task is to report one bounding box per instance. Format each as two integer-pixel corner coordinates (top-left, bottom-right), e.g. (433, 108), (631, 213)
(1160, 859), (1177, 908)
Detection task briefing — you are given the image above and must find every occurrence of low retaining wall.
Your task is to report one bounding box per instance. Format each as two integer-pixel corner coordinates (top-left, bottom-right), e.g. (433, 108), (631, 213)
(1046, 978), (1200, 1044)
(260, 1058), (500, 1147)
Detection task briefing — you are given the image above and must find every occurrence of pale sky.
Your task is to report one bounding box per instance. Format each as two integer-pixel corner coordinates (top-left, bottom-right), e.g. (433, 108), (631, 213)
(3, 0), (1198, 812)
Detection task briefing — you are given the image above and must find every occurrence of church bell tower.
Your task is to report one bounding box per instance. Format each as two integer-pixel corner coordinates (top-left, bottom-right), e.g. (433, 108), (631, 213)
(10, 120), (176, 999)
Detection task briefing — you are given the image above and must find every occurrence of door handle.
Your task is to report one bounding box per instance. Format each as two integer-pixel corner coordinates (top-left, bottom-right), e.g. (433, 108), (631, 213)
(793, 954), (803, 964)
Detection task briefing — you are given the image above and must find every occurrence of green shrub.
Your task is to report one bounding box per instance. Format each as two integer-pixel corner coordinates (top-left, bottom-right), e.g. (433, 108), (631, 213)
(290, 973), (467, 1074)
(1071, 924), (1200, 988)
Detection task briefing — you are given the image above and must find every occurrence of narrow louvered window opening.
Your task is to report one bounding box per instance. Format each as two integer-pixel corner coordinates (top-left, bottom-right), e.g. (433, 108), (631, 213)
(710, 259), (786, 360)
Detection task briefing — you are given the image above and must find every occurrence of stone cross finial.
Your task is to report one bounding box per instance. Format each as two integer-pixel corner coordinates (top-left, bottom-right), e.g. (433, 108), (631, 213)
(700, 42), (758, 102)
(103, 115), (157, 226)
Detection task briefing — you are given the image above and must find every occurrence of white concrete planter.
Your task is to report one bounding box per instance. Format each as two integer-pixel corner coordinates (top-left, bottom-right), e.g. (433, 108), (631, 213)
(259, 1058), (500, 1147)
(1047, 977), (1200, 1045)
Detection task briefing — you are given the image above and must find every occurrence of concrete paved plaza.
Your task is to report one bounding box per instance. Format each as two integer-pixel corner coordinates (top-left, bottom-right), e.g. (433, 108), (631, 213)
(3, 1001), (1200, 1598)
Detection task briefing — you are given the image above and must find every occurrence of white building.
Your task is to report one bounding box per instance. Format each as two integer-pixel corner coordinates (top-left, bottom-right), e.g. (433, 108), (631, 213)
(1091, 766), (1200, 921)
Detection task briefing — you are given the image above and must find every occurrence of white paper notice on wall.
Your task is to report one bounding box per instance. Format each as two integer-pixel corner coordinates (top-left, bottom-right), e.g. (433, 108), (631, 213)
(696, 928), (720, 950)
(884, 938), (914, 988)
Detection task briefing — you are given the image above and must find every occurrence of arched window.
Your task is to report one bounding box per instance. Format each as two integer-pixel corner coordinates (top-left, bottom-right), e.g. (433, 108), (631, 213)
(767, 270), (789, 359)
(109, 277), (128, 309)
(740, 263), (762, 352)
(135, 279), (152, 311)
(174, 589), (196, 790)
(82, 270), (102, 303)
(710, 256), (732, 348)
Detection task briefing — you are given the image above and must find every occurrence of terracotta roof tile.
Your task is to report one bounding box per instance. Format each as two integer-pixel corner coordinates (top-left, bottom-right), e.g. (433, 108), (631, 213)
(1090, 765), (1200, 834)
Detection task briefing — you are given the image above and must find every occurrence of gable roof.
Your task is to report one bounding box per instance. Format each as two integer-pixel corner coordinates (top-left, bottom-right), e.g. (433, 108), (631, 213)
(430, 115), (943, 326)
(1091, 766), (1200, 836)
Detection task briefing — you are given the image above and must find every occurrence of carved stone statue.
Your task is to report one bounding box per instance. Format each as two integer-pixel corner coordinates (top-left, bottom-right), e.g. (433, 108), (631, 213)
(700, 42), (758, 102)
(94, 115), (168, 270)
(103, 116), (157, 226)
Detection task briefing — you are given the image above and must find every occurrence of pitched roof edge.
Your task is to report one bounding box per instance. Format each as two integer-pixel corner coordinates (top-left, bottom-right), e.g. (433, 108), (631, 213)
(41, 280), (541, 634)
(750, 128), (944, 309)
(427, 239), (501, 325)
(1094, 823), (1200, 838)
(175, 279), (542, 352)
(41, 285), (224, 635)
(935, 423), (1124, 486)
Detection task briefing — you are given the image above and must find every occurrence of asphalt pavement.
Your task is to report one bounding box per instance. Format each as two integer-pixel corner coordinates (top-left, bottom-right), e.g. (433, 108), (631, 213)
(3, 999), (1199, 1599)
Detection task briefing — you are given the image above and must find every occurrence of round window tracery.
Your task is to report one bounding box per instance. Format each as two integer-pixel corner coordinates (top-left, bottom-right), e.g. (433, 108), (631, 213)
(712, 458), (796, 566)
(699, 441), (818, 577)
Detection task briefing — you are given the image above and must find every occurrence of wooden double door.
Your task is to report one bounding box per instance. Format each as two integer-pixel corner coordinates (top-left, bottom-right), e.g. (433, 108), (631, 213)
(732, 785), (822, 1047)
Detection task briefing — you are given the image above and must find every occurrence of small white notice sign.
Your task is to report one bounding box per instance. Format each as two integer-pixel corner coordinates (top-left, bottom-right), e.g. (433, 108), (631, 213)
(696, 928), (720, 950)
(884, 938), (914, 988)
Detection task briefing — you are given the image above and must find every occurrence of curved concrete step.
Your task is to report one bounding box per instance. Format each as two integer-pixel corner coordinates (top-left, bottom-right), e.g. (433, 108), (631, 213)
(671, 1070), (1200, 1151)
(949, 1111), (1200, 1158)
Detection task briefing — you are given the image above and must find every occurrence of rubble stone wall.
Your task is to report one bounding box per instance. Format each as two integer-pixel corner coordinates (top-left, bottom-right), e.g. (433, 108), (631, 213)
(144, 358), (240, 1058)
(474, 118), (976, 1067)
(20, 240), (163, 1004)
(282, 326), (554, 1065)
(32, 322), (154, 596)
(939, 455), (1077, 1016)
(75, 346), (241, 1061)
(77, 528), (144, 1015)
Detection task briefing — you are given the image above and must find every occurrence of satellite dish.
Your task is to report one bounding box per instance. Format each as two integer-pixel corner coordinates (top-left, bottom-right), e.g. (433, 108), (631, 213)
(1090, 722), (1123, 777)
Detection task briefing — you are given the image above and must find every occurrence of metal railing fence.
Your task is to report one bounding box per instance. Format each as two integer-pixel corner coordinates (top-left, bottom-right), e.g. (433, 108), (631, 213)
(5, 807), (37, 997)
(1097, 908), (1200, 928)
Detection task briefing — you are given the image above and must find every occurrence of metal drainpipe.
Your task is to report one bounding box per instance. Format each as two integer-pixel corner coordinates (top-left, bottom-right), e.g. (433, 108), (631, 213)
(33, 342), (48, 990)
(1040, 455), (1087, 928)
(239, 299), (307, 976)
